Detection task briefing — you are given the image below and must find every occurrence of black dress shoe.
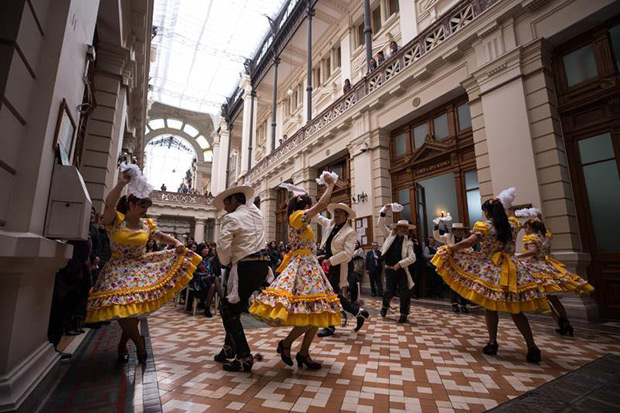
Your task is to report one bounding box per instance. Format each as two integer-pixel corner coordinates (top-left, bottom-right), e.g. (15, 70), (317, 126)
(223, 358), (253, 372)
(380, 307), (387, 318)
(482, 341), (498, 355)
(354, 309), (369, 332)
(317, 327), (335, 337)
(277, 340), (293, 366)
(398, 315), (407, 323)
(526, 345), (541, 363)
(460, 305), (469, 313)
(452, 303), (460, 313)
(214, 346), (235, 363)
(204, 309), (213, 318)
(56, 351), (72, 361)
(296, 353), (321, 370)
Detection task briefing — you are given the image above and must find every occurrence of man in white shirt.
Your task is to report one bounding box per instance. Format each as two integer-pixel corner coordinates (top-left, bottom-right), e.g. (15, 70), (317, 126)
(212, 186), (269, 372)
(315, 203), (369, 337)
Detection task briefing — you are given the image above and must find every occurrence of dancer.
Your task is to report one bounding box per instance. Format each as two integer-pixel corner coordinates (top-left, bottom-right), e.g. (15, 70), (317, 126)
(212, 186), (271, 372)
(250, 174), (342, 370)
(431, 190), (549, 363)
(433, 222), (470, 313)
(86, 166), (201, 363)
(316, 203), (370, 338)
(378, 204), (417, 323)
(516, 210), (594, 336)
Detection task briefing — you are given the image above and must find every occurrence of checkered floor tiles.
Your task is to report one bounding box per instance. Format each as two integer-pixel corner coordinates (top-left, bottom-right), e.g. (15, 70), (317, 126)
(150, 298), (620, 413)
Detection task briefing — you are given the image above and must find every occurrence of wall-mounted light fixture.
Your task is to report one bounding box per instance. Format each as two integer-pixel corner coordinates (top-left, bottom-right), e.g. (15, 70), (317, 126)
(351, 192), (368, 204)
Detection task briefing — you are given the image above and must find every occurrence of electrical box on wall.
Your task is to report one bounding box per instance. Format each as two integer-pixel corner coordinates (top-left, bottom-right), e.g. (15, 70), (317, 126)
(44, 164), (92, 241)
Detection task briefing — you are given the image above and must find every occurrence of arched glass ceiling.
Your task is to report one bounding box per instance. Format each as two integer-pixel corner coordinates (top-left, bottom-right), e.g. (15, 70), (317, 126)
(150, 0), (287, 114)
(144, 135), (196, 191)
(147, 118), (211, 154)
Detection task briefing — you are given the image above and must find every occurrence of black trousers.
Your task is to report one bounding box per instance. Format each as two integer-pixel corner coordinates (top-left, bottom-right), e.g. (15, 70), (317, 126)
(450, 289), (467, 306)
(328, 262), (359, 320)
(368, 268), (383, 296)
(348, 271), (359, 303)
(382, 268), (411, 316)
(219, 261), (268, 358)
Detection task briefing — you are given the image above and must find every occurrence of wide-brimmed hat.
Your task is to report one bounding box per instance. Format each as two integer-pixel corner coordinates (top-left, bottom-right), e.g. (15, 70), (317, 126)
(451, 223), (468, 229)
(390, 219), (416, 230)
(327, 203), (356, 220)
(213, 186), (255, 210)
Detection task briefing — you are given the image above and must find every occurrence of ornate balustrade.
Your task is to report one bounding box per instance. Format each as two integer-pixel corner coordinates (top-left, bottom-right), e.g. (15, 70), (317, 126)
(150, 190), (215, 207)
(244, 0), (496, 183)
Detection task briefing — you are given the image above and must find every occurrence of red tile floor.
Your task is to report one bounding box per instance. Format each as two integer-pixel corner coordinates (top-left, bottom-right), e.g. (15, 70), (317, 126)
(149, 298), (620, 413)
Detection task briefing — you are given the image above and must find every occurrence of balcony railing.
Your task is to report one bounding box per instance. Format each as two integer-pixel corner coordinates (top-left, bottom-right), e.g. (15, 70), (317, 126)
(151, 190), (215, 206)
(244, 0), (497, 183)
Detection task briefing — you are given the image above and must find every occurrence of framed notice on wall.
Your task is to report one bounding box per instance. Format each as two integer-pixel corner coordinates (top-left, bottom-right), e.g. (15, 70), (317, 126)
(354, 215), (373, 248)
(53, 99), (77, 166)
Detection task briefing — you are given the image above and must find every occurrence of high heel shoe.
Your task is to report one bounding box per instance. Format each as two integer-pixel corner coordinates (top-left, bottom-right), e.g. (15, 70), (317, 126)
(556, 317), (574, 337)
(296, 353), (321, 370)
(482, 341), (498, 356)
(526, 345), (541, 363)
(137, 336), (148, 364)
(277, 340), (293, 366)
(117, 344), (129, 362)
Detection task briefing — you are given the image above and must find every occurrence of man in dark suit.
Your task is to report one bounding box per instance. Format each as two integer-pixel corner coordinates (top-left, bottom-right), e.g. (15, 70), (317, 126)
(365, 242), (383, 297)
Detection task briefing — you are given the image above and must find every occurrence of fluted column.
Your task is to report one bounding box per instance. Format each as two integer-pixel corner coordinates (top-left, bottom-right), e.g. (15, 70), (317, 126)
(194, 219), (206, 243)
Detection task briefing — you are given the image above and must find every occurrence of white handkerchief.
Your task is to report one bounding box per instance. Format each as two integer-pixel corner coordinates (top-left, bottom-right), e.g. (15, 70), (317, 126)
(316, 170), (339, 186)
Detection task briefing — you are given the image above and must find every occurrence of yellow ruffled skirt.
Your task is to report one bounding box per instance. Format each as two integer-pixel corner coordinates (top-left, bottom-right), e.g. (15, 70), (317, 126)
(249, 254), (342, 327)
(431, 246), (550, 314)
(86, 248), (202, 323)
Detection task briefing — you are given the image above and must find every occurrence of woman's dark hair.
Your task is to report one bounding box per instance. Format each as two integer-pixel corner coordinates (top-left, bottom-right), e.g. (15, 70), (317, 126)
(268, 241), (277, 249)
(196, 242), (207, 255)
(287, 194), (312, 216)
(525, 219), (547, 236)
(481, 199), (512, 244)
(116, 194), (152, 214)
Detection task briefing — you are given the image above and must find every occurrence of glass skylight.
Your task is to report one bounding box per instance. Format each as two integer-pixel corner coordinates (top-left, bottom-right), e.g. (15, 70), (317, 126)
(196, 135), (210, 149)
(150, 0), (287, 114)
(167, 118), (184, 129)
(148, 119), (166, 130)
(144, 135), (196, 191)
(203, 150), (214, 162)
(183, 123), (200, 137)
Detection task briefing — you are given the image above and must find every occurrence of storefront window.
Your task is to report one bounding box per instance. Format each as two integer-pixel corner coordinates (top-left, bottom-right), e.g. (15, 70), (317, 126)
(397, 188), (412, 222)
(416, 173), (459, 236)
(457, 103), (472, 131)
(579, 133), (620, 251)
(609, 24), (620, 70)
(563, 45), (598, 87)
(433, 114), (450, 140)
(413, 123), (427, 149)
(393, 132), (407, 156)
(465, 170), (483, 226)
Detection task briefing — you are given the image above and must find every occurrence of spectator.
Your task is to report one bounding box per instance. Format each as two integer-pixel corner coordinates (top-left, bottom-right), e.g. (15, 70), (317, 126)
(365, 241), (383, 297)
(369, 58), (377, 72)
(375, 51), (385, 65)
(388, 41), (399, 57)
(267, 241), (281, 272)
(190, 244), (221, 317)
(350, 240), (365, 304)
(343, 78), (352, 93)
(146, 238), (160, 252)
(160, 183), (167, 191)
(423, 237), (442, 298)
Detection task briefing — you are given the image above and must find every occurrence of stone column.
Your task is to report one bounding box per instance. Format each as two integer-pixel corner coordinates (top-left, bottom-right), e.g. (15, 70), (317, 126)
(369, 128), (392, 244)
(398, 0), (418, 44)
(213, 118), (230, 194)
(240, 75), (253, 176)
(340, 32), (352, 83)
(293, 167), (318, 234)
(80, 42), (131, 212)
(194, 219), (206, 243)
(259, 188), (277, 243)
(210, 131), (221, 194)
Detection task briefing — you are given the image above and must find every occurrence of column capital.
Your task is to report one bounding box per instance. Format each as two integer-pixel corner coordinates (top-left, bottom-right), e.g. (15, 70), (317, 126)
(96, 42), (132, 78)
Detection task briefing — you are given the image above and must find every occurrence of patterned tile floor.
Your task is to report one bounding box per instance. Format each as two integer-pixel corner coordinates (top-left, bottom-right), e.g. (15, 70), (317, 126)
(149, 298), (620, 413)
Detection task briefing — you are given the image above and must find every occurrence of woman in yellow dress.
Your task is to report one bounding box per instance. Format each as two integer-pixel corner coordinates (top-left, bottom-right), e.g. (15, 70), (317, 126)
(249, 174), (342, 370)
(517, 218), (594, 336)
(432, 198), (549, 363)
(86, 170), (201, 363)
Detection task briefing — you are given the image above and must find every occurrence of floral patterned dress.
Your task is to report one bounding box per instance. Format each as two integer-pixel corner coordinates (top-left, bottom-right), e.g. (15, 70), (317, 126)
(86, 212), (202, 322)
(519, 232), (594, 295)
(431, 217), (549, 313)
(249, 210), (342, 327)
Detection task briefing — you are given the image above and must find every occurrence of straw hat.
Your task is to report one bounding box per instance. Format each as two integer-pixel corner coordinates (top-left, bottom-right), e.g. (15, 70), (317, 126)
(390, 219), (416, 230)
(213, 186), (255, 210)
(327, 203), (356, 220)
